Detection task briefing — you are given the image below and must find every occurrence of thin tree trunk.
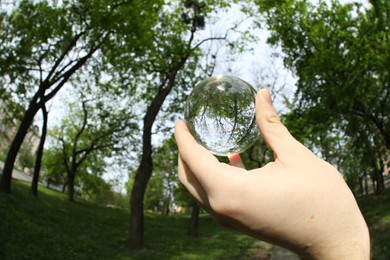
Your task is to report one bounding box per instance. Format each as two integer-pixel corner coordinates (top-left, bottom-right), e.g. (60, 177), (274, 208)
(31, 105), (48, 196)
(62, 181), (67, 193)
(364, 173), (368, 195)
(375, 162), (385, 195)
(68, 172), (75, 202)
(126, 151), (152, 250)
(187, 201), (200, 237)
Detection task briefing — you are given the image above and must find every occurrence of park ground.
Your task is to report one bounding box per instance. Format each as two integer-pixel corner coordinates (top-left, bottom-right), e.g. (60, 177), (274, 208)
(0, 178), (389, 259)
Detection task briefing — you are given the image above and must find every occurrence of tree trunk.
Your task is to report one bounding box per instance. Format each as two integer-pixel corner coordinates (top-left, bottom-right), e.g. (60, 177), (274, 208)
(126, 150), (152, 250)
(31, 105), (48, 196)
(0, 30), (102, 194)
(62, 181), (67, 193)
(0, 102), (40, 193)
(376, 173), (385, 195)
(374, 163), (385, 195)
(364, 173), (368, 195)
(187, 201), (200, 237)
(126, 81), (176, 250)
(68, 172), (75, 202)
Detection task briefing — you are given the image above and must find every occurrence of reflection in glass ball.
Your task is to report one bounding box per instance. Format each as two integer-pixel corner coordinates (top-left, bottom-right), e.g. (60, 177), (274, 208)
(184, 75), (259, 156)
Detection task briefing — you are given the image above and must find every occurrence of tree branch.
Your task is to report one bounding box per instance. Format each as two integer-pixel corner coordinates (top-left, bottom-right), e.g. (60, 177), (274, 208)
(45, 30), (87, 85)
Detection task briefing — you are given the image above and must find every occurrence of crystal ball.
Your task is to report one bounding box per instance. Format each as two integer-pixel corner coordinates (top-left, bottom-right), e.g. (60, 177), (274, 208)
(184, 75), (259, 156)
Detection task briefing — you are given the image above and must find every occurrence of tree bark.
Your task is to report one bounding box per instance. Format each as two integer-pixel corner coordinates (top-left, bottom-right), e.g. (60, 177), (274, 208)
(62, 181), (67, 193)
(370, 115), (390, 150)
(126, 151), (152, 250)
(126, 83), (175, 250)
(374, 161), (385, 195)
(364, 174), (368, 195)
(31, 105), (48, 196)
(68, 172), (75, 202)
(187, 201), (200, 237)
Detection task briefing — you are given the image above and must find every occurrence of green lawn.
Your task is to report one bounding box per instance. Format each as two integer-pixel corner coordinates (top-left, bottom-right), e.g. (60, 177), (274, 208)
(357, 190), (390, 259)
(0, 180), (271, 260)
(1, 180), (389, 259)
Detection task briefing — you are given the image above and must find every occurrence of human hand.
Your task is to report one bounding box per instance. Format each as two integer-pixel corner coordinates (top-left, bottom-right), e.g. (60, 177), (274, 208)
(174, 89), (370, 259)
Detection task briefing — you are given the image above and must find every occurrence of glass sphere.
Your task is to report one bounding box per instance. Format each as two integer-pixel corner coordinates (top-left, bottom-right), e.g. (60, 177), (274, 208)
(184, 75), (259, 156)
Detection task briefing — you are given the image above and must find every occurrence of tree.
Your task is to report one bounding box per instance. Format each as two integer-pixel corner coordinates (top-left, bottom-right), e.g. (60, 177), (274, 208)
(242, 60), (291, 170)
(0, 0), (162, 193)
(50, 94), (133, 202)
(31, 105), (48, 196)
(42, 146), (67, 191)
(125, 0), (256, 249)
(78, 170), (114, 205)
(253, 0), (389, 190)
(150, 137), (179, 215)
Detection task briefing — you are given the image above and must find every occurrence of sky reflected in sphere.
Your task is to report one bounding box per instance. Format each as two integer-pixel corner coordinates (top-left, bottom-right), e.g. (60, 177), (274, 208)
(184, 75), (259, 156)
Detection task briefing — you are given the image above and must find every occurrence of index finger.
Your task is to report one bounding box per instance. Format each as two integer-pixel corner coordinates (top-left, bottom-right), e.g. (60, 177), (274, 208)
(174, 120), (237, 193)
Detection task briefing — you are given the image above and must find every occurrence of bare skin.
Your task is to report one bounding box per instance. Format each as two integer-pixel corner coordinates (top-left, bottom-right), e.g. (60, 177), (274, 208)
(175, 89), (370, 259)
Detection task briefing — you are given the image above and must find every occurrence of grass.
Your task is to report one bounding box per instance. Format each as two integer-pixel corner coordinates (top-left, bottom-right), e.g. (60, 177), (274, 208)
(0, 180), (271, 260)
(1, 180), (389, 259)
(357, 190), (390, 259)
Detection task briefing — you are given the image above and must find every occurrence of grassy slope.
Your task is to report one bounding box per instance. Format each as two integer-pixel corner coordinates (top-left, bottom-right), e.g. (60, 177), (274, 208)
(0, 180), (270, 260)
(357, 190), (390, 259)
(1, 180), (389, 259)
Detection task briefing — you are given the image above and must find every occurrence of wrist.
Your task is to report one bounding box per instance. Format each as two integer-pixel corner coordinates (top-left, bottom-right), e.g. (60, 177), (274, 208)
(303, 223), (370, 259)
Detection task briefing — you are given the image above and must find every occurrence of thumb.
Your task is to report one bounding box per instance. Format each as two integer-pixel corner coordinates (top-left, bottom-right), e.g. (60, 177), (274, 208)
(256, 89), (300, 159)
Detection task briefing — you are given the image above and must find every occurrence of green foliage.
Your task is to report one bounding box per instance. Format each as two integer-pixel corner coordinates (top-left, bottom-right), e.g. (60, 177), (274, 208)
(78, 173), (114, 205)
(144, 172), (169, 213)
(42, 146), (67, 188)
(253, 0), (390, 189)
(0, 143), (8, 162)
(0, 0), (163, 90)
(0, 0), (164, 194)
(140, 137), (180, 213)
(240, 137), (273, 169)
(42, 89), (135, 200)
(17, 143), (35, 170)
(259, 0), (389, 143)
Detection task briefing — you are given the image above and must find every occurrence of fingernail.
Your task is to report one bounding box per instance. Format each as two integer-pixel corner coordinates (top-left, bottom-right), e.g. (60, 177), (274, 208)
(228, 153), (241, 161)
(261, 89), (273, 105)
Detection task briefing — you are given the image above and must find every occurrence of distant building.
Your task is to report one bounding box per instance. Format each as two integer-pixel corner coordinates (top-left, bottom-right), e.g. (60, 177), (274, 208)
(0, 98), (40, 171)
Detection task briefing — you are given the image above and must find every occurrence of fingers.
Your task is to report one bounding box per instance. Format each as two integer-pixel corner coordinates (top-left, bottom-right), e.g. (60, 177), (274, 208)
(177, 156), (211, 211)
(228, 154), (246, 169)
(174, 120), (230, 193)
(256, 89), (301, 160)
